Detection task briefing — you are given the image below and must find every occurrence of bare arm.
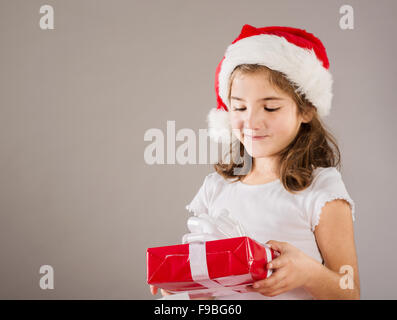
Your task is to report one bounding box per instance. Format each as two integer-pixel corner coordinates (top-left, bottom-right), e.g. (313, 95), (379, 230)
(303, 199), (360, 299)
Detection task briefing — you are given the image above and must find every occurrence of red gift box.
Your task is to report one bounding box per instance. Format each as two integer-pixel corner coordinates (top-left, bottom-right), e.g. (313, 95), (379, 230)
(147, 236), (277, 297)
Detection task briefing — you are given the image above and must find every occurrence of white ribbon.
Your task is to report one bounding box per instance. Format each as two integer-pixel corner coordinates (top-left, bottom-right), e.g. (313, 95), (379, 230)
(188, 241), (244, 297)
(265, 245), (273, 278)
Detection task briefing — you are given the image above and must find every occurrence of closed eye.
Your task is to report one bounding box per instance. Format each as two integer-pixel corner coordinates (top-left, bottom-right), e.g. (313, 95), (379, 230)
(232, 107), (280, 112)
(265, 107), (280, 112)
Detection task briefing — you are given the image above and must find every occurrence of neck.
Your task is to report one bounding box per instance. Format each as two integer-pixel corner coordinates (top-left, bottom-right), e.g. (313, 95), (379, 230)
(249, 156), (280, 179)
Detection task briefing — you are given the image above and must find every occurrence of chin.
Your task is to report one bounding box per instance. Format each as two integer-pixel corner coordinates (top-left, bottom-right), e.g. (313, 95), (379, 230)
(244, 147), (271, 159)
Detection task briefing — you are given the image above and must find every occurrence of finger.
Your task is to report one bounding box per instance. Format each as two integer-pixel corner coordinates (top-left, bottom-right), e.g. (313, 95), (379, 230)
(266, 240), (287, 253)
(266, 256), (287, 270)
(150, 285), (158, 295)
(253, 279), (285, 295)
(252, 269), (284, 289)
(260, 284), (289, 297)
(256, 272), (287, 292)
(256, 271), (289, 296)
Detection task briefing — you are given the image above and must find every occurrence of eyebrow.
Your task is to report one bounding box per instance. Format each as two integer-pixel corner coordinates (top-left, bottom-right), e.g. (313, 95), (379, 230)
(230, 96), (284, 102)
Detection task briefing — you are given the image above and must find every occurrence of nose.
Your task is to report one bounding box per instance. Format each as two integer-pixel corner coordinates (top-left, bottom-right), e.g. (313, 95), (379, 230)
(245, 107), (265, 130)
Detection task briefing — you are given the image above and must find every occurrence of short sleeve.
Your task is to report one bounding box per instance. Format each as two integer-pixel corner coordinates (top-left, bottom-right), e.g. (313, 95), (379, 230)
(185, 174), (212, 215)
(305, 167), (356, 232)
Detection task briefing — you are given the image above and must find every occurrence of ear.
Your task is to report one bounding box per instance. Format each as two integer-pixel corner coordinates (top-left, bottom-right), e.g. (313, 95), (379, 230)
(301, 108), (314, 123)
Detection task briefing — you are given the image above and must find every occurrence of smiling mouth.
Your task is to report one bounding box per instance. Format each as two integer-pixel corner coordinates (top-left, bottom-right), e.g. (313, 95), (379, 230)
(244, 134), (269, 140)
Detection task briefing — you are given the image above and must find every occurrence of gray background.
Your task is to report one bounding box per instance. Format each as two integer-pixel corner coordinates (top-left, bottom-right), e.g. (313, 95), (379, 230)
(0, 0), (395, 299)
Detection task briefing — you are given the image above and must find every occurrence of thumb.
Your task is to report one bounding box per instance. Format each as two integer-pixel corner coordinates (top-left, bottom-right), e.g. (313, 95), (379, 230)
(265, 240), (287, 253)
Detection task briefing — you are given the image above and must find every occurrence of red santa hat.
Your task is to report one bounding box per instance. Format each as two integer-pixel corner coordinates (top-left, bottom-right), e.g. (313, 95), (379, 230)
(207, 24), (333, 143)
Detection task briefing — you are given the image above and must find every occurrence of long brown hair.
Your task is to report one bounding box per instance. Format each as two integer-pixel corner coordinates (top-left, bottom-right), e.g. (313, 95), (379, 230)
(214, 64), (341, 194)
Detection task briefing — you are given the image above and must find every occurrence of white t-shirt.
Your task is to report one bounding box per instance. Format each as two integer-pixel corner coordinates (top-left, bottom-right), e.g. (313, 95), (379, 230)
(185, 167), (356, 300)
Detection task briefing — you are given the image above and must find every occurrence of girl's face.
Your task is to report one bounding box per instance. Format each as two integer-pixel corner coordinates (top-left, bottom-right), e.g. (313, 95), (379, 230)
(229, 72), (310, 159)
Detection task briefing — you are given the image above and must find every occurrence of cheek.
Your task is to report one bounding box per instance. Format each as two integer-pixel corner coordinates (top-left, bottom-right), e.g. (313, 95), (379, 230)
(273, 116), (299, 140)
(230, 115), (243, 129)
(230, 115), (244, 140)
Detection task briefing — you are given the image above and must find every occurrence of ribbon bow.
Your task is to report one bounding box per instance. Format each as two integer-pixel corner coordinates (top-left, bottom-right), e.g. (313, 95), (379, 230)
(182, 208), (247, 244)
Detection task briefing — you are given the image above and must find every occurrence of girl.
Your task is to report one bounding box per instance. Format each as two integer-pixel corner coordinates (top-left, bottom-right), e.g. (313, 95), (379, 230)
(151, 24), (360, 300)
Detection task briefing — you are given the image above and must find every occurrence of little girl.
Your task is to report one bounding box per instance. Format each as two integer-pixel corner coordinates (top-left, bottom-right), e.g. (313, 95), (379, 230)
(151, 24), (360, 300)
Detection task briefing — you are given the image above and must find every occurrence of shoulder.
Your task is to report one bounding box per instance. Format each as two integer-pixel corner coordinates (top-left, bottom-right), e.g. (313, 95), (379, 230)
(298, 166), (344, 199)
(309, 167), (342, 190)
(306, 166), (350, 198)
(312, 167), (342, 184)
(204, 171), (232, 186)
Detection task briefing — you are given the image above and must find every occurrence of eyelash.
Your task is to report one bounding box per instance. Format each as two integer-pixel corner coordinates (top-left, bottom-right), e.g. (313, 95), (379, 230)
(233, 107), (280, 112)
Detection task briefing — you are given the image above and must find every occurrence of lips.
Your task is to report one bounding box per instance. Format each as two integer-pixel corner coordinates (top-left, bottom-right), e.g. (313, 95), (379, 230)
(244, 134), (268, 140)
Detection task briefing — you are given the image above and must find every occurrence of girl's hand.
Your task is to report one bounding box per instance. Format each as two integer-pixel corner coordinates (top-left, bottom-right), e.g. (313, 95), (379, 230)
(247, 240), (319, 297)
(150, 285), (173, 297)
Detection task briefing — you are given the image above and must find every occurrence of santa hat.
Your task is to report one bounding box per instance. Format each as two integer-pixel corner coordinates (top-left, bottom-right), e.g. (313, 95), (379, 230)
(207, 24), (333, 144)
